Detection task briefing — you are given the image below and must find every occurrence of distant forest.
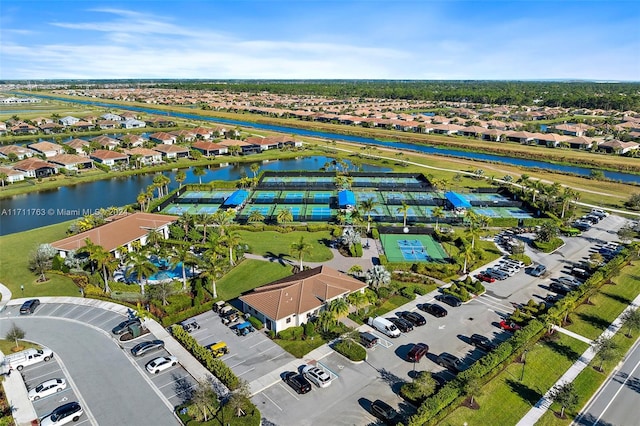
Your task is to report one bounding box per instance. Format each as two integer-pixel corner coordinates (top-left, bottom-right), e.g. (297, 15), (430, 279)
(157, 80), (640, 111)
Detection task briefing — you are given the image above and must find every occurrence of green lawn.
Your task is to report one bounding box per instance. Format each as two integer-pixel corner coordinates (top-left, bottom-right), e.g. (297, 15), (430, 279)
(216, 259), (293, 301)
(0, 221), (79, 297)
(0, 339), (40, 354)
(274, 336), (327, 358)
(440, 334), (589, 426)
(237, 230), (334, 263)
(565, 261), (640, 340)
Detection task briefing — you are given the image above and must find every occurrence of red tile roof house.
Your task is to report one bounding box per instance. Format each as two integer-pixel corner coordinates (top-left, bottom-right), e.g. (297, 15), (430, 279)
(12, 158), (58, 178)
(431, 123), (465, 135)
(97, 120), (119, 130)
(50, 212), (178, 259)
(65, 139), (91, 156)
(118, 134), (146, 148)
(0, 166), (26, 183)
(170, 129), (197, 142)
(461, 126), (489, 138)
(239, 265), (368, 333)
(566, 136), (598, 150)
(218, 139), (261, 155)
(90, 150), (130, 168)
(10, 122), (38, 135)
(245, 136), (280, 151)
(72, 121), (94, 131)
(191, 141), (228, 156)
(0, 144), (38, 160)
(48, 154), (94, 171)
(504, 131), (536, 144)
(534, 133), (571, 147)
(552, 123), (594, 137)
(153, 144), (190, 159)
(598, 139), (640, 154)
(27, 141), (66, 157)
(480, 128), (505, 142)
(149, 132), (177, 144)
(124, 147), (163, 165)
(38, 122), (64, 134)
(90, 135), (120, 150)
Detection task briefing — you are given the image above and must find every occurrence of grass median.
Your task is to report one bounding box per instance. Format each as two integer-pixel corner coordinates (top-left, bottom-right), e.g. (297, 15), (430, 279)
(236, 230), (334, 263)
(216, 259), (292, 301)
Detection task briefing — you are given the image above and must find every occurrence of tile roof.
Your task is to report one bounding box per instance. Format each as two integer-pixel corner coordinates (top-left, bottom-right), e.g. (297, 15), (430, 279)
(240, 265), (367, 321)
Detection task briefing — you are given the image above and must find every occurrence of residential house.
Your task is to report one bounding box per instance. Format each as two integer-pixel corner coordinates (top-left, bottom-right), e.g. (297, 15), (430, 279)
(97, 120), (119, 130)
(90, 135), (120, 150)
(598, 140), (640, 154)
(504, 131), (536, 144)
(217, 139), (261, 155)
(145, 117), (175, 127)
(38, 122), (63, 134)
(191, 141), (228, 156)
(170, 129), (197, 142)
(0, 145), (37, 160)
(10, 122), (38, 135)
(149, 132), (177, 144)
(480, 128), (505, 142)
(552, 123), (594, 137)
(534, 133), (571, 147)
(0, 122), (6, 136)
(431, 123), (465, 135)
(101, 113), (122, 121)
(72, 121), (94, 131)
(245, 136), (279, 151)
(152, 144), (190, 159)
(90, 150), (130, 168)
(12, 158), (58, 178)
(50, 212), (178, 259)
(460, 126), (489, 138)
(65, 139), (91, 156)
(566, 136), (597, 150)
(124, 147), (163, 165)
(118, 134), (146, 148)
(48, 154), (94, 171)
(121, 119), (146, 129)
(28, 141), (65, 158)
(59, 116), (80, 126)
(239, 265), (367, 333)
(192, 127), (214, 139)
(0, 166), (25, 183)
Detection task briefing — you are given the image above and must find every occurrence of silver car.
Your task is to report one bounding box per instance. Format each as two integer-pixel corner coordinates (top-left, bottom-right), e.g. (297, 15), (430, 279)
(302, 365), (332, 388)
(28, 378), (67, 401)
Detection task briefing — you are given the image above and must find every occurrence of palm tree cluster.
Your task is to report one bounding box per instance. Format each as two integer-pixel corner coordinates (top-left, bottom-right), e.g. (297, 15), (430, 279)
(515, 175), (581, 220)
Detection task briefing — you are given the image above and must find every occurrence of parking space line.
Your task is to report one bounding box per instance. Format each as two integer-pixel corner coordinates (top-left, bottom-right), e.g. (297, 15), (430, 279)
(236, 367), (256, 377)
(317, 361), (339, 379)
(56, 354), (99, 426)
(31, 387), (72, 404)
(74, 308), (95, 321)
(268, 353), (286, 362)
(278, 383), (299, 401)
(258, 346), (277, 355)
(221, 354), (236, 361)
(250, 339), (269, 348)
(262, 392), (283, 411)
(59, 305), (81, 317)
(229, 360), (247, 368)
(27, 370), (64, 383)
(46, 304), (65, 317)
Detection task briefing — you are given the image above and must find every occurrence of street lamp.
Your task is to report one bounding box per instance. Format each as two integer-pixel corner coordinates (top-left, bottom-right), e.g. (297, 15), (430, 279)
(21, 285), (24, 296)
(520, 349), (529, 381)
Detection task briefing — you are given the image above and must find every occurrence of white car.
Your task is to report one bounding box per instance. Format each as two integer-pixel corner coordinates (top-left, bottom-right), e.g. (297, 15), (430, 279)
(302, 365), (332, 388)
(40, 402), (83, 426)
(145, 356), (178, 374)
(29, 378), (67, 401)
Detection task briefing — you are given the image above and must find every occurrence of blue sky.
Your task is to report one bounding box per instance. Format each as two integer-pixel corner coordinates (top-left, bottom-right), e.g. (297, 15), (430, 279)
(1, 0), (638, 80)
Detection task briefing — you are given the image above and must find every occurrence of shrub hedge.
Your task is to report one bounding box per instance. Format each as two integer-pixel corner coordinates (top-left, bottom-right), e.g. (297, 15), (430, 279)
(334, 340), (366, 362)
(248, 316), (263, 330)
(160, 300), (215, 327)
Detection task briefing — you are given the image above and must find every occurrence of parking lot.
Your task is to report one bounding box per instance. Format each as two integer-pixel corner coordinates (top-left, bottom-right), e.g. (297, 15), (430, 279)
(187, 309), (296, 383)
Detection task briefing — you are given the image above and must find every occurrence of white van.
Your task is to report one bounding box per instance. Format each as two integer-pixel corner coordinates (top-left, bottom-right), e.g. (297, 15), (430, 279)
(3, 347), (54, 371)
(367, 317), (401, 338)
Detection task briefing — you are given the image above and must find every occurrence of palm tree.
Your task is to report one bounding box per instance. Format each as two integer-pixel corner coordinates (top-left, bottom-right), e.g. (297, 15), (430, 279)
(247, 210), (265, 224)
(250, 163), (260, 179)
(0, 172), (7, 188)
(432, 206), (445, 231)
(464, 210), (481, 249)
(220, 232), (242, 266)
(137, 192), (147, 212)
(152, 174), (165, 198)
(277, 207), (293, 224)
(79, 238), (117, 293)
(199, 256), (224, 299)
(516, 174), (531, 196)
(290, 236), (313, 270)
(212, 209), (236, 237)
(127, 251), (158, 295)
(348, 291), (368, 314)
(169, 245), (198, 290)
(460, 243), (475, 275)
(328, 298), (349, 321)
(197, 213), (215, 243)
(396, 202), (410, 227)
(358, 198), (379, 234)
(145, 228), (165, 249)
(193, 166), (206, 184)
(175, 170), (186, 187)
(365, 265), (391, 290)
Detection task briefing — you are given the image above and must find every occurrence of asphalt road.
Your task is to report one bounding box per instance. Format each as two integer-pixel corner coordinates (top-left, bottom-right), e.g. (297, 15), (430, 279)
(574, 338), (640, 426)
(0, 311), (182, 426)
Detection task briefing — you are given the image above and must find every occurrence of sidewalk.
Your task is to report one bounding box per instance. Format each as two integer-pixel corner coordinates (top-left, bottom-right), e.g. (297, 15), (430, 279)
(516, 292), (640, 426)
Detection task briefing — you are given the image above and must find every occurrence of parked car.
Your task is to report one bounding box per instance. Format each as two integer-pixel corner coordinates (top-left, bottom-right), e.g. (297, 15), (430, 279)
(283, 371), (311, 394)
(545, 293), (563, 303)
(406, 343), (429, 362)
(207, 342), (229, 358)
(475, 273), (496, 283)
(398, 311), (426, 326)
(302, 365), (332, 388)
(368, 316), (401, 338)
(501, 258), (525, 268)
(360, 332), (379, 348)
(20, 299), (40, 315)
(485, 268), (509, 280)
(570, 267), (591, 280)
(530, 264), (547, 277)
(40, 402), (83, 426)
(469, 334), (496, 352)
(145, 356), (178, 374)
(181, 318), (200, 333)
(499, 320), (522, 332)
(591, 209), (609, 218)
(112, 317), (141, 335)
(497, 265), (518, 276)
(370, 399), (397, 422)
(573, 221), (592, 231)
(549, 282), (573, 295)
(4, 347), (54, 371)
(556, 276), (582, 288)
(418, 303), (448, 318)
(131, 340), (165, 357)
(386, 317), (414, 333)
(28, 378), (66, 401)
(436, 353), (464, 372)
(435, 294), (462, 307)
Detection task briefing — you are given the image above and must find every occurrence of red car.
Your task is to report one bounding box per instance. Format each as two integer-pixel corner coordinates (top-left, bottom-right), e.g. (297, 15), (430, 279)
(499, 320), (522, 332)
(476, 273), (496, 283)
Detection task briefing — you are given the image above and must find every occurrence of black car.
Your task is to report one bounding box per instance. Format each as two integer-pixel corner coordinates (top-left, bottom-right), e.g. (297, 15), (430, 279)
(469, 334), (496, 352)
(20, 299), (40, 315)
(131, 340), (165, 357)
(435, 294), (462, 307)
(436, 352), (464, 372)
(549, 282), (573, 295)
(111, 317), (141, 335)
(406, 343), (429, 362)
(283, 371), (311, 394)
(370, 399), (397, 422)
(386, 317), (414, 333)
(398, 311), (426, 326)
(360, 332), (379, 348)
(419, 303), (448, 318)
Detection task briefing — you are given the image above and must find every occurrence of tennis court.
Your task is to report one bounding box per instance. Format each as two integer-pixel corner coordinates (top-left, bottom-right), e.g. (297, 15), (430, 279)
(197, 205), (220, 214)
(252, 191), (277, 203)
(283, 191), (305, 202)
(274, 205), (303, 220)
(471, 207), (533, 218)
(380, 234), (449, 263)
(310, 191), (332, 203)
(307, 205), (333, 220)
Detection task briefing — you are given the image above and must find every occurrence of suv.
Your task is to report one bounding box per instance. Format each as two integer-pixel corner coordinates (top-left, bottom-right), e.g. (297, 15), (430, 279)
(549, 282), (573, 295)
(111, 317), (141, 335)
(283, 371), (311, 394)
(530, 264), (547, 277)
(436, 294), (462, 307)
(40, 402), (83, 426)
(418, 303), (448, 318)
(436, 353), (463, 372)
(469, 334), (496, 352)
(406, 343), (429, 362)
(370, 400), (397, 422)
(485, 268), (509, 280)
(302, 365), (332, 388)
(398, 311), (426, 326)
(386, 317), (413, 333)
(360, 332), (379, 348)
(20, 299), (40, 314)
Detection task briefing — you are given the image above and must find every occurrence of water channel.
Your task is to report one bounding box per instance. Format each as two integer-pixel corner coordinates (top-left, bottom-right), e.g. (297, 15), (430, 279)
(0, 156), (388, 235)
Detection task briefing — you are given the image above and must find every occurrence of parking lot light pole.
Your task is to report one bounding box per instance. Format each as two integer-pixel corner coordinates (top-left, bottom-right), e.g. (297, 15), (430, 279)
(21, 285), (24, 296)
(520, 349), (529, 381)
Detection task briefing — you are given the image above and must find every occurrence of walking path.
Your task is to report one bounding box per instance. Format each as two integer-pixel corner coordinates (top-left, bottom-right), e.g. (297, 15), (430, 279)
(516, 292), (640, 426)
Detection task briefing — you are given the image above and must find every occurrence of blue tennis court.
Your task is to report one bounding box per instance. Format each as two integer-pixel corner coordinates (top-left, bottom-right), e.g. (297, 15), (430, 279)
(310, 207), (332, 220)
(312, 193), (332, 203)
(385, 192), (407, 202)
(246, 205), (271, 215)
(197, 205), (219, 214)
(284, 192), (305, 201)
(253, 192), (276, 202)
(397, 239), (429, 261)
(182, 191), (205, 199)
(165, 205), (187, 214)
